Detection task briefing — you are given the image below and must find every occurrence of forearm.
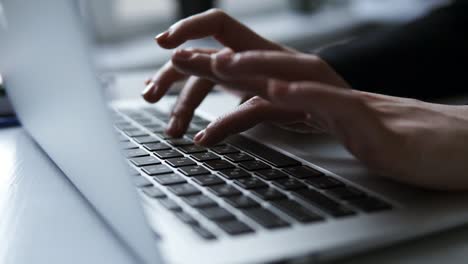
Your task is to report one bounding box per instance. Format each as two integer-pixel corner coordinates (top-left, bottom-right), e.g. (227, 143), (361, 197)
(318, 1), (468, 100)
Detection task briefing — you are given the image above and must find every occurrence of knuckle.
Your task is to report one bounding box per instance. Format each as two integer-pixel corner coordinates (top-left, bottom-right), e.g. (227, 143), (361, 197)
(239, 51), (262, 61)
(244, 96), (267, 107)
(207, 8), (227, 18)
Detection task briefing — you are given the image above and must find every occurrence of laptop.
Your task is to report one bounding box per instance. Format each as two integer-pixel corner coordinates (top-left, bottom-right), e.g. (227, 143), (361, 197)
(2, 0), (468, 263)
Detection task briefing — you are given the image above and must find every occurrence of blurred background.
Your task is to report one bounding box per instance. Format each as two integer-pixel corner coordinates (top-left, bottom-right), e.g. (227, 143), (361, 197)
(78, 0), (449, 97)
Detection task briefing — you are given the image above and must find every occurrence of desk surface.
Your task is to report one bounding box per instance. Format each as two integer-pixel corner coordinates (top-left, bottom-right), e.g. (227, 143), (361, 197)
(2, 73), (468, 263)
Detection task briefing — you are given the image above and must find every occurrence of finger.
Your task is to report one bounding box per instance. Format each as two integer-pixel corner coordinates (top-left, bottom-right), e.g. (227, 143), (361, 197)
(142, 48), (218, 103)
(172, 49), (270, 96)
(166, 77), (214, 137)
(142, 61), (185, 103)
(212, 50), (349, 87)
(171, 49), (217, 81)
(193, 96), (305, 146)
(155, 9), (283, 51)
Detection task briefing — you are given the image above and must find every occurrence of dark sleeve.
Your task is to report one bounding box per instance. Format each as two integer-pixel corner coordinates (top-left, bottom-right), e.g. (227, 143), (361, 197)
(317, 1), (468, 100)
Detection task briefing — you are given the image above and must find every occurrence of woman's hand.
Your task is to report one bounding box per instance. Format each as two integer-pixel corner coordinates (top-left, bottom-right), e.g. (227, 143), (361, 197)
(141, 9), (468, 190)
(204, 77), (468, 191)
(142, 9), (348, 137)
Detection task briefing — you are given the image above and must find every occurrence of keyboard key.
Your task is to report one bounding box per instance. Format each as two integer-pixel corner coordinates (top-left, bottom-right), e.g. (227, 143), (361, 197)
(272, 178), (307, 190)
(348, 197), (392, 212)
(191, 226), (216, 240)
(191, 115), (207, 123)
(204, 160), (235, 170)
(208, 184), (242, 197)
(141, 164), (173, 176)
(125, 149), (149, 158)
(228, 136), (301, 167)
(239, 160), (270, 171)
(175, 211), (199, 225)
(211, 144), (239, 155)
(218, 168), (250, 179)
(121, 141), (138, 149)
(166, 157), (196, 167)
(115, 121), (132, 129)
(153, 173), (186, 185)
(190, 152), (220, 162)
(134, 176), (153, 188)
(153, 149), (183, 159)
(125, 130), (149, 137)
(242, 208), (289, 229)
(143, 108), (166, 117)
(155, 133), (176, 140)
(147, 125), (166, 133)
(143, 142), (171, 151)
(167, 183), (201, 196)
(133, 118), (153, 125)
(292, 189), (355, 217)
(192, 174), (225, 186)
(283, 166), (324, 179)
(193, 120), (210, 127)
(142, 123), (163, 129)
(306, 177), (344, 189)
(133, 136), (159, 144)
(234, 177), (268, 189)
(198, 207), (236, 221)
(119, 126), (139, 132)
(130, 156), (161, 167)
(159, 198), (182, 211)
(178, 145), (207, 154)
(179, 165), (210, 176)
(224, 196), (260, 208)
(255, 169), (289, 181)
(270, 200), (324, 223)
(326, 186), (366, 200)
(183, 195), (217, 208)
(251, 188), (287, 201)
(224, 152), (254, 163)
(216, 220), (254, 235)
(167, 138), (193, 146)
(141, 186), (166, 198)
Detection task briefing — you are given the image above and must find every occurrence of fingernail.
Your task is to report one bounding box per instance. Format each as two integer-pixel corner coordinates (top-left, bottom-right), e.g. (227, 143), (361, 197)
(155, 31), (169, 42)
(193, 130), (206, 143)
(172, 49), (193, 61)
(142, 82), (155, 96)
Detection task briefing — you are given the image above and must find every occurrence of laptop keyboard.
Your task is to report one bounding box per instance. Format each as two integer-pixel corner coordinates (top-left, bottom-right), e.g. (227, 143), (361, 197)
(113, 107), (393, 240)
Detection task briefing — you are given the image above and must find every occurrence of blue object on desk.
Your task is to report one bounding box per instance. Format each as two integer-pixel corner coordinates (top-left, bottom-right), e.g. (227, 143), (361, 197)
(0, 116), (20, 128)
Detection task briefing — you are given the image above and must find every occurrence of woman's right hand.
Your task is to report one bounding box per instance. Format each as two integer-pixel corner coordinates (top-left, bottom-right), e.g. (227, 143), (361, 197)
(142, 9), (349, 138)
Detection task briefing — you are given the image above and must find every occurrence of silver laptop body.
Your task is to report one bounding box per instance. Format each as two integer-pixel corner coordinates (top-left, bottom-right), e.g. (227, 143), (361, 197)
(2, 0), (468, 263)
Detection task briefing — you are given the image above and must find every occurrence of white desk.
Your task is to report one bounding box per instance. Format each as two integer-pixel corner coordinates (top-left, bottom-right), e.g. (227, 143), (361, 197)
(2, 72), (468, 263)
